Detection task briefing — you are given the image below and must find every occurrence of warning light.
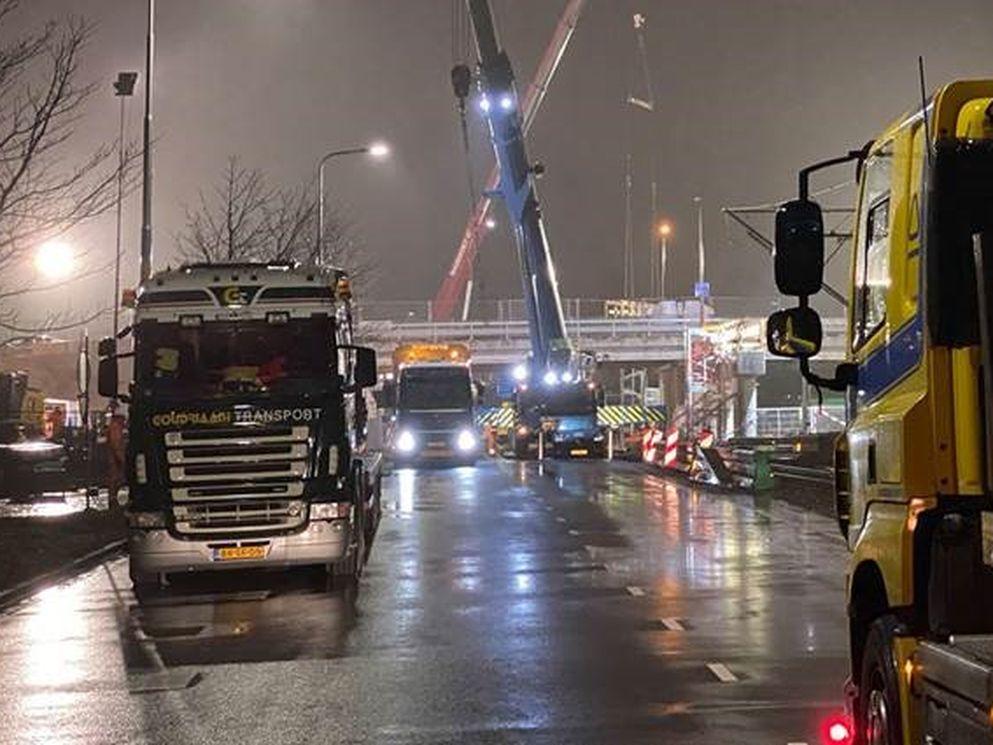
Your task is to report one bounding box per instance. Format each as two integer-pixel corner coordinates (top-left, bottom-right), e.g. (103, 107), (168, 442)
(820, 713), (853, 745)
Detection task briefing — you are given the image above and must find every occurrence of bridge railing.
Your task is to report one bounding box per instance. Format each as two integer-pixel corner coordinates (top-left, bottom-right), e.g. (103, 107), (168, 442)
(355, 296), (833, 324)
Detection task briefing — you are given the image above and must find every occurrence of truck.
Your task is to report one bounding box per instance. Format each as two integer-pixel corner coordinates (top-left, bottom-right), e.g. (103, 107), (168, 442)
(513, 377), (602, 459)
(0, 370), (68, 499)
(390, 343), (479, 465)
(767, 80), (993, 744)
(97, 262), (382, 593)
(459, 0), (601, 461)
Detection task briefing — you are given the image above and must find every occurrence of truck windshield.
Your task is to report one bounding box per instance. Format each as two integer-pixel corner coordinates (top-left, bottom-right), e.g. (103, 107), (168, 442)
(398, 367), (472, 411)
(135, 317), (335, 397)
(519, 384), (596, 416)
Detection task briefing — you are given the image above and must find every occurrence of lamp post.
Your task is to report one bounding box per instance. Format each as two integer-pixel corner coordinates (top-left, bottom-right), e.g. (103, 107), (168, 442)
(113, 71), (138, 341)
(139, 0), (155, 283)
(657, 221), (672, 300)
(315, 142), (389, 266)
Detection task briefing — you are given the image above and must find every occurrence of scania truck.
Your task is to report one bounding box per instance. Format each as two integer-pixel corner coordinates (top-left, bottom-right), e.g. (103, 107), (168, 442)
(98, 263), (382, 593)
(768, 80), (993, 744)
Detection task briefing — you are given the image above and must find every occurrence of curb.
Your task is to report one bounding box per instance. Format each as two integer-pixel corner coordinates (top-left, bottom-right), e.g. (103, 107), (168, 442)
(0, 538), (127, 613)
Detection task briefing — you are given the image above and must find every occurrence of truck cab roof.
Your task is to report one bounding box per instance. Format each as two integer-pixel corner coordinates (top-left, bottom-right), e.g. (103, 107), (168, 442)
(135, 263), (351, 323)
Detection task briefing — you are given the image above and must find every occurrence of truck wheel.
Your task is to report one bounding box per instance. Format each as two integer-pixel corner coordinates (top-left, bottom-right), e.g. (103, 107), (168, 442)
(857, 615), (903, 745)
(333, 482), (367, 586)
(365, 475), (382, 547)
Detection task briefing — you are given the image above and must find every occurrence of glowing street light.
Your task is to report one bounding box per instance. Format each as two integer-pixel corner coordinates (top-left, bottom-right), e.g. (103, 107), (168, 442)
(368, 142), (390, 159)
(35, 241), (75, 280)
(657, 221), (672, 238)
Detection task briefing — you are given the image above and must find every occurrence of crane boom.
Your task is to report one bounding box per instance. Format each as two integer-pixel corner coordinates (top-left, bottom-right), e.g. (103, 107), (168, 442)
(433, 0), (586, 323)
(462, 0), (574, 375)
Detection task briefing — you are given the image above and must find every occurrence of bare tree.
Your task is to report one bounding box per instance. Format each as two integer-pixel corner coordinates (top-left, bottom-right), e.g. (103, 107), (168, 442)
(176, 157), (376, 287)
(0, 2), (140, 331)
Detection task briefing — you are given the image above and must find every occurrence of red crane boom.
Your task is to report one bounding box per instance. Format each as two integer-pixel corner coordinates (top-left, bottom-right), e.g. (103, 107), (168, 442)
(431, 0), (586, 322)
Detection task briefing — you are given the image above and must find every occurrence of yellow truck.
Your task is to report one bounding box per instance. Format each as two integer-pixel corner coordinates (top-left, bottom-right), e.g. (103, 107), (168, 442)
(768, 80), (993, 744)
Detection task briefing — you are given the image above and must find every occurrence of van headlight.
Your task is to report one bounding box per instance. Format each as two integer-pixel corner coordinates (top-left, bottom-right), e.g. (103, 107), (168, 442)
(456, 429), (477, 452)
(396, 430), (416, 453)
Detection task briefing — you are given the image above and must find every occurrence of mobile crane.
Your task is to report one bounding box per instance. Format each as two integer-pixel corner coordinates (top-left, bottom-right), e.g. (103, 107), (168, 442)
(768, 80), (993, 744)
(458, 0), (599, 458)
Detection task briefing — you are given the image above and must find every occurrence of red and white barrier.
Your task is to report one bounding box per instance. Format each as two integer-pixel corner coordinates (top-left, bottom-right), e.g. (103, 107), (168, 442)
(663, 427), (679, 468)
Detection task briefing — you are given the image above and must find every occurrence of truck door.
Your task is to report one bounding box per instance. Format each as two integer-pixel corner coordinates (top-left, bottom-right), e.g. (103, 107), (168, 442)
(846, 128), (929, 557)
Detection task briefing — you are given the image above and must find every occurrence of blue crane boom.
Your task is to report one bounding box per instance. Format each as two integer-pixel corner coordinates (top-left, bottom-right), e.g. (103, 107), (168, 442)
(465, 0), (574, 378)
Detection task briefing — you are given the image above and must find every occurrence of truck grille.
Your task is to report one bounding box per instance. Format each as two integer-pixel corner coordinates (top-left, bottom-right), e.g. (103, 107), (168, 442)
(164, 425), (310, 535)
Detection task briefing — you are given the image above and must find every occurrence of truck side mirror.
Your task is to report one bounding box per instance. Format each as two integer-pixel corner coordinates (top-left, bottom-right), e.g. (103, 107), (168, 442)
(775, 199), (824, 296)
(97, 357), (119, 399)
(354, 347), (377, 389)
(767, 307), (823, 359)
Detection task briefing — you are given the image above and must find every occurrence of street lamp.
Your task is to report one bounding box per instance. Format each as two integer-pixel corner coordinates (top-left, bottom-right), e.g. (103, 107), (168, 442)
(35, 241), (75, 280)
(113, 71), (138, 341)
(139, 0), (155, 283)
(315, 142), (390, 265)
(657, 221), (672, 299)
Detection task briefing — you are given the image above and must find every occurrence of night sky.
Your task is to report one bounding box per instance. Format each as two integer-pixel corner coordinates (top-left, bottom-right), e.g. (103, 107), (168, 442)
(9, 0), (993, 327)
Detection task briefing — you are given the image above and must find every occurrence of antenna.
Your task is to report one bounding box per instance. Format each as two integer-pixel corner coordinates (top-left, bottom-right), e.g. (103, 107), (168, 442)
(918, 55), (932, 165)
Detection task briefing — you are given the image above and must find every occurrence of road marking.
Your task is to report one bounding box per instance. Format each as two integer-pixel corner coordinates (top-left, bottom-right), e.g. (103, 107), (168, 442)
(661, 617), (685, 631)
(706, 662), (739, 683)
(556, 517), (566, 523)
(568, 529), (579, 536)
(626, 585), (645, 597)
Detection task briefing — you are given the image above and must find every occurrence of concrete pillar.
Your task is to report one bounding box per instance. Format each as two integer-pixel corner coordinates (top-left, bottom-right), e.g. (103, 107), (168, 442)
(735, 376), (758, 438)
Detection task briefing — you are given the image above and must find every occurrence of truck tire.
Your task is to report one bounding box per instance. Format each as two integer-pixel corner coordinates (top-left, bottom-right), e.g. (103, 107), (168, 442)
(857, 614), (903, 745)
(332, 468), (367, 586)
(365, 474), (382, 549)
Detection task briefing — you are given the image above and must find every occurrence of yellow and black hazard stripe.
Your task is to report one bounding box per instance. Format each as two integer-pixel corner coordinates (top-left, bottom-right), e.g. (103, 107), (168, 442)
(597, 405), (667, 428)
(476, 407), (517, 429)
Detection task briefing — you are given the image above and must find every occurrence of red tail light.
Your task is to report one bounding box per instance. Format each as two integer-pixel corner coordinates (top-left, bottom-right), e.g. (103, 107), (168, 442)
(821, 713), (853, 744)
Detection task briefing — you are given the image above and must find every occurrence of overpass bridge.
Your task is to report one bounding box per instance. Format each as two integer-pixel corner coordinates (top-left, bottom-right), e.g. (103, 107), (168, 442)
(355, 297), (847, 368)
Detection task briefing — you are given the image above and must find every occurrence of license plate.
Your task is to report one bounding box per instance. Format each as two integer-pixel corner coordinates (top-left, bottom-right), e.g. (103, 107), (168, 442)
(213, 545), (267, 561)
(428, 440), (447, 448)
(570, 448), (589, 457)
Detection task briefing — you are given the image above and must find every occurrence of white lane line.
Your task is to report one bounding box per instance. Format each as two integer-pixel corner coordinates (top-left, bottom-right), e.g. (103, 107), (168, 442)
(661, 617), (685, 631)
(556, 517), (566, 523)
(626, 585), (646, 597)
(568, 529), (579, 536)
(706, 662), (739, 683)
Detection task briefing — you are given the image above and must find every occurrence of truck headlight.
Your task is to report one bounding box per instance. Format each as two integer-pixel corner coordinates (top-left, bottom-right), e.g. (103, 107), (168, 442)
(396, 430), (416, 453)
(310, 502), (351, 520)
(456, 429), (477, 452)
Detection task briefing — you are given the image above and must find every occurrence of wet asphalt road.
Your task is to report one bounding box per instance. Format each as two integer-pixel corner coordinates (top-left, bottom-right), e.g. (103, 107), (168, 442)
(0, 459), (848, 744)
